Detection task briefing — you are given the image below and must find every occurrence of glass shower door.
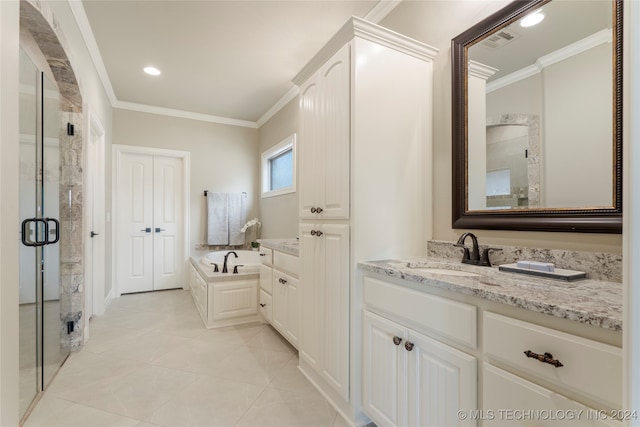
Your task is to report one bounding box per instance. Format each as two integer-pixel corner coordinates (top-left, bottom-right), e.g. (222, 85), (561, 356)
(18, 46), (68, 420)
(18, 46), (40, 420)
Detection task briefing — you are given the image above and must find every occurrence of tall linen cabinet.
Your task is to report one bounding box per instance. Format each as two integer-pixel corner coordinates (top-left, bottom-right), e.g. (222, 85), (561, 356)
(294, 17), (438, 424)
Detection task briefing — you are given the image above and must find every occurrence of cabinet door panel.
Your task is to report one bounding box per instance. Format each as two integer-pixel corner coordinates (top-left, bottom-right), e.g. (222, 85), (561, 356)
(408, 329), (477, 427)
(362, 310), (407, 427)
(320, 44), (350, 219)
(272, 271), (287, 333)
(299, 224), (322, 369)
(285, 274), (300, 347)
(299, 78), (323, 219)
(321, 224), (350, 398)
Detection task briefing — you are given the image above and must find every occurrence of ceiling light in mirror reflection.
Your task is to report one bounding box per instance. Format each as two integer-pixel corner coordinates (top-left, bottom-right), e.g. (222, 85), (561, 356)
(520, 10), (545, 27)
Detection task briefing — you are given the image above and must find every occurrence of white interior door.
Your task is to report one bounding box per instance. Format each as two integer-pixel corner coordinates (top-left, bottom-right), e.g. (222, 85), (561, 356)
(116, 149), (185, 294)
(118, 152), (154, 294)
(152, 155), (183, 290)
(85, 113), (106, 319)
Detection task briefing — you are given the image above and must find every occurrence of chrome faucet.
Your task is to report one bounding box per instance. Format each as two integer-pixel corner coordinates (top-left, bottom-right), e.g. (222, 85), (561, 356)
(222, 251), (238, 273)
(454, 232), (501, 267)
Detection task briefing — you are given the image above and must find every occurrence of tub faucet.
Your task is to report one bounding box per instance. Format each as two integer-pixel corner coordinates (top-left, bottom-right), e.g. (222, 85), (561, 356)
(454, 232), (501, 267)
(222, 251), (238, 273)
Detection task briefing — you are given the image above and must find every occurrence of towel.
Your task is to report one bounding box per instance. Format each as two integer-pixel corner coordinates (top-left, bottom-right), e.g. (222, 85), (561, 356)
(206, 192), (247, 245)
(228, 193), (247, 245)
(207, 193), (228, 245)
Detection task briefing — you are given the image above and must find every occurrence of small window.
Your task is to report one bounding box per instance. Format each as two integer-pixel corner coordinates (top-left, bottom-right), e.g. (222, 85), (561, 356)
(262, 134), (296, 198)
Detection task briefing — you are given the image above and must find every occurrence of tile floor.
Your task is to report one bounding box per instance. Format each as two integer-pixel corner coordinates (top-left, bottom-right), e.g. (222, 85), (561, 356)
(24, 289), (349, 427)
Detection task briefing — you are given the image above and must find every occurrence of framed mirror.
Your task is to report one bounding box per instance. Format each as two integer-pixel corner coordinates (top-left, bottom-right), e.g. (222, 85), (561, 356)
(452, 0), (622, 233)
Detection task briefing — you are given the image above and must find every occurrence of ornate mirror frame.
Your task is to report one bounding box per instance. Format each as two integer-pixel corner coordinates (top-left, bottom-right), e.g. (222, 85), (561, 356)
(451, 0), (623, 233)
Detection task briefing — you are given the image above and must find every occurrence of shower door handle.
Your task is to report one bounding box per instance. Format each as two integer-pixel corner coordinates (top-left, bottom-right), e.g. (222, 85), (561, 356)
(21, 218), (49, 247)
(45, 218), (60, 244)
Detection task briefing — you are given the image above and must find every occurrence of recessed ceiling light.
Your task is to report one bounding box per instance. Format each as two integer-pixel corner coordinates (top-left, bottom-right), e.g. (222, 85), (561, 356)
(520, 10), (544, 27)
(143, 66), (161, 76)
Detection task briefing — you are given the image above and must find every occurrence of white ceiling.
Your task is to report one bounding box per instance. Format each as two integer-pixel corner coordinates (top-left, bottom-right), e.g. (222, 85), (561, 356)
(80, 0), (390, 127)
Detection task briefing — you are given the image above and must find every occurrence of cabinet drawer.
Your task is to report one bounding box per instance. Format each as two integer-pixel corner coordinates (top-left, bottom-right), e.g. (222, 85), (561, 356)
(260, 264), (273, 294)
(363, 276), (477, 348)
(259, 289), (273, 324)
(484, 312), (622, 409)
(483, 364), (620, 426)
(259, 247), (273, 265)
(274, 251), (299, 277)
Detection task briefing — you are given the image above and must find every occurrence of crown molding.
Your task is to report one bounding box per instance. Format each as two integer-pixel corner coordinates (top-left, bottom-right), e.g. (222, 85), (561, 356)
(67, 0), (117, 105)
(293, 15), (437, 86)
(68, 0), (407, 128)
(487, 28), (612, 93)
(256, 86), (300, 128)
(468, 60), (498, 80)
(114, 101), (258, 129)
(364, 0), (402, 23)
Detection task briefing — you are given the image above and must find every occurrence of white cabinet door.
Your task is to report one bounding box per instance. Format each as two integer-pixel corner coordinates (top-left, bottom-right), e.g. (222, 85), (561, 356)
(300, 222), (350, 399)
(272, 270), (300, 348)
(362, 310), (477, 427)
(117, 150), (184, 294)
(299, 44), (350, 220)
(300, 223), (322, 370)
(272, 271), (287, 333)
(408, 329), (477, 427)
(362, 310), (407, 427)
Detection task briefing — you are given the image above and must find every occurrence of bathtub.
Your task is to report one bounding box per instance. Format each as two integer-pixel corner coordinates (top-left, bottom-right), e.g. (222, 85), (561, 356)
(200, 250), (261, 274)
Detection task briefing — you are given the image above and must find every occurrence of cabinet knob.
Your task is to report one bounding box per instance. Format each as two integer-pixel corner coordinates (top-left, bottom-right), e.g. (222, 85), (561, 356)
(392, 336), (402, 346)
(279, 278), (287, 284)
(260, 303), (266, 307)
(315, 207), (323, 213)
(404, 341), (414, 352)
(310, 230), (316, 236)
(315, 230), (323, 237)
(310, 207), (317, 213)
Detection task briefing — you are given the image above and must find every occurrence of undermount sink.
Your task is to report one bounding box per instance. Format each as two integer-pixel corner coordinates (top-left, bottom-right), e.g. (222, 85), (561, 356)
(411, 267), (481, 278)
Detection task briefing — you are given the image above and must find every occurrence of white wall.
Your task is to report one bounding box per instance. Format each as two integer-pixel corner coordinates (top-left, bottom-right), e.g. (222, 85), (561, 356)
(544, 43), (612, 208)
(380, 0), (622, 253)
(112, 109), (259, 253)
(258, 97), (299, 238)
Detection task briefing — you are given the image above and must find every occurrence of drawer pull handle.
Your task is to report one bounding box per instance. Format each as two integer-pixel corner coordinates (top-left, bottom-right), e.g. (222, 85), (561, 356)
(392, 336), (402, 346)
(523, 350), (564, 368)
(260, 303), (266, 307)
(279, 278), (287, 284)
(404, 341), (414, 352)
(260, 253), (267, 257)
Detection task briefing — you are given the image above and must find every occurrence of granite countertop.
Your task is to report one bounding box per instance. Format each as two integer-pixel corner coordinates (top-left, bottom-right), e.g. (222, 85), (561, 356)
(258, 238), (299, 256)
(358, 258), (622, 332)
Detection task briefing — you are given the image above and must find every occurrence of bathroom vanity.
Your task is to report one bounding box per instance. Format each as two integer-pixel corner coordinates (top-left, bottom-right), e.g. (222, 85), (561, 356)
(358, 259), (622, 427)
(257, 239), (300, 348)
